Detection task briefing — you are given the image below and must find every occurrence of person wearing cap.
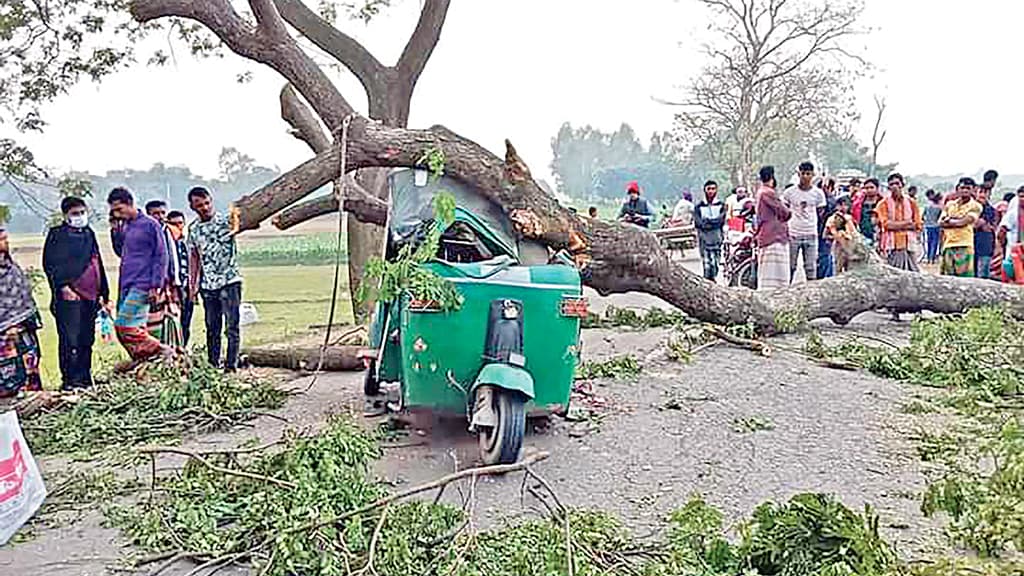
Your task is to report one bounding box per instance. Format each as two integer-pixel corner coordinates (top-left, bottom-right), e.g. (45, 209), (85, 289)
(939, 177), (983, 277)
(617, 181), (655, 228)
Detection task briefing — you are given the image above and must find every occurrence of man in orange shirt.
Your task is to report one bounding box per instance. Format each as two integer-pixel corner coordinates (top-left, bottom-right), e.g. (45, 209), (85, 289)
(875, 172), (924, 273)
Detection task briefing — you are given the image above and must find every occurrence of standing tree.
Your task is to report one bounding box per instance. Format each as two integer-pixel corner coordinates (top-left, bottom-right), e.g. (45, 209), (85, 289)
(670, 0), (865, 187)
(265, 0), (451, 320)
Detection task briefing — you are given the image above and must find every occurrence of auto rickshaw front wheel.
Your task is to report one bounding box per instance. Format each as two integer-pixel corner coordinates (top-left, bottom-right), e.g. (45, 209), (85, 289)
(477, 387), (526, 465)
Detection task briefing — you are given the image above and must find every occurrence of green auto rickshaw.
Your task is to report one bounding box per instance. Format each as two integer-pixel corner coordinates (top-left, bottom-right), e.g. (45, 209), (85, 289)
(360, 169), (587, 464)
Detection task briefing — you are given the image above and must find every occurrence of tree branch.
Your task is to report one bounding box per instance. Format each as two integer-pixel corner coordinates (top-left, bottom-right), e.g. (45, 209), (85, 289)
(248, 0), (288, 40)
(396, 0), (451, 86)
(130, 0), (354, 130)
(280, 83), (330, 153)
(272, 185), (388, 230)
(273, 0), (385, 94)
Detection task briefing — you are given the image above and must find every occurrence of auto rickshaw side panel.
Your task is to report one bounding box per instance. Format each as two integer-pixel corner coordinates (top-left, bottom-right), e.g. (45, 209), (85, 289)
(398, 262), (582, 415)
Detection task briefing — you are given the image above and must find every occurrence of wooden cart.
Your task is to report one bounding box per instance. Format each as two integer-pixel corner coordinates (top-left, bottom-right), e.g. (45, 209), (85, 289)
(653, 224), (697, 259)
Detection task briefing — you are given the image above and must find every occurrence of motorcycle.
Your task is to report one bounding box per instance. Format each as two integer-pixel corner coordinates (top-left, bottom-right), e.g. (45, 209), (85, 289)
(725, 230), (757, 288)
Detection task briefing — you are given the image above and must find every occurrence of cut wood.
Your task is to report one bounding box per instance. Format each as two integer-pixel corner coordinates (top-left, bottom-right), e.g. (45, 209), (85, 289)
(243, 345), (364, 372)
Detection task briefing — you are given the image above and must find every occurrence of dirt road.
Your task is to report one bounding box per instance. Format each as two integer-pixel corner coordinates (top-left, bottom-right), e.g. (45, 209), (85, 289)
(1, 280), (948, 574)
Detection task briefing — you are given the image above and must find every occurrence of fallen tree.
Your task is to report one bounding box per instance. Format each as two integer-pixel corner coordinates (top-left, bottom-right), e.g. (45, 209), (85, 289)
(130, 0), (1024, 334)
(228, 118), (1024, 332)
(244, 344), (364, 371)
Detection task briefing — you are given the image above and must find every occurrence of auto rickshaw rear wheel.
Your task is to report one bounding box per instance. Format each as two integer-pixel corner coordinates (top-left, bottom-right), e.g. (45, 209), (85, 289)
(364, 359), (380, 396)
(477, 389), (526, 465)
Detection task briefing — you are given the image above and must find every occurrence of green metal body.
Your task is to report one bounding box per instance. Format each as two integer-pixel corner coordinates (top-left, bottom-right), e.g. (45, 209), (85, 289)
(372, 261), (581, 416)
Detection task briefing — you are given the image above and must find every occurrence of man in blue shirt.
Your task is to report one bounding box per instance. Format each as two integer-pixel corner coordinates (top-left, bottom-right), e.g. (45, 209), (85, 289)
(974, 171), (999, 279)
(108, 187), (171, 361)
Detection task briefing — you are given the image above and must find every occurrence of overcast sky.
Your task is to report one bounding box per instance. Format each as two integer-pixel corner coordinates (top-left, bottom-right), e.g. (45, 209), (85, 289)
(10, 0), (1024, 184)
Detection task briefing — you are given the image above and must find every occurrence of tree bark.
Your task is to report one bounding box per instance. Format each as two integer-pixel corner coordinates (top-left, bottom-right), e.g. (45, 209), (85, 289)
(347, 168), (388, 322)
(244, 344), (364, 371)
(272, 189), (388, 230)
(231, 117), (1024, 333)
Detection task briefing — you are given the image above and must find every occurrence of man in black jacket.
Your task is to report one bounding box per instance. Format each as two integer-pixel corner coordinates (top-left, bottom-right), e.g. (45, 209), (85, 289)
(42, 196), (110, 390)
(694, 180), (727, 281)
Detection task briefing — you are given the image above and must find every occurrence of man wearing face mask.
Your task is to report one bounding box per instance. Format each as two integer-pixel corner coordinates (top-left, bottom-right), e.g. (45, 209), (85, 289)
(42, 196), (111, 390)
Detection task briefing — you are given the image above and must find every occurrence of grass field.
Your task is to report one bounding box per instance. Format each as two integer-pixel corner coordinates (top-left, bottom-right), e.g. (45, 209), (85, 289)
(12, 231), (353, 389)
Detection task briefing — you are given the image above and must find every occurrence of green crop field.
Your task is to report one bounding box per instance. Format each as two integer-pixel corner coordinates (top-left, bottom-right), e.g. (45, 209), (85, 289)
(237, 232), (347, 266)
(12, 233), (352, 389)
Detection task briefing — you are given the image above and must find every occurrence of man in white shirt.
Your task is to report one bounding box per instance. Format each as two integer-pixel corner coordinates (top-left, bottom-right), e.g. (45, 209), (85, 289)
(782, 161), (827, 282)
(670, 191), (695, 226)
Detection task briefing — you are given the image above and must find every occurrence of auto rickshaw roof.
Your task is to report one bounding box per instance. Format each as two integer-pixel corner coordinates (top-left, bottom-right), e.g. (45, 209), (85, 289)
(387, 169), (520, 259)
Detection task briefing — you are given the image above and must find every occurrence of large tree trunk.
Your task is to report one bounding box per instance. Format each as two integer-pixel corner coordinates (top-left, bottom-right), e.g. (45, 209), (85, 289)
(347, 168), (389, 321)
(230, 118), (1024, 333)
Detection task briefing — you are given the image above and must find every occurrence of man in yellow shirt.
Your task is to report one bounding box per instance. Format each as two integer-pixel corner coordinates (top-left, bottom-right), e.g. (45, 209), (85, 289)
(939, 177), (983, 277)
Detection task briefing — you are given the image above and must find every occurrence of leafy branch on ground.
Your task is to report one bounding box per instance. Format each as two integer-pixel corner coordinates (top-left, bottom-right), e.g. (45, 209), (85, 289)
(105, 410), (926, 576)
(805, 308), (1024, 557)
(582, 305), (692, 330)
(576, 355), (641, 380)
(20, 359), (286, 458)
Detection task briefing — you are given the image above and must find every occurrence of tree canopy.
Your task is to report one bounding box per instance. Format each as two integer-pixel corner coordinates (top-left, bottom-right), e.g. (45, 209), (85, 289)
(670, 0), (866, 187)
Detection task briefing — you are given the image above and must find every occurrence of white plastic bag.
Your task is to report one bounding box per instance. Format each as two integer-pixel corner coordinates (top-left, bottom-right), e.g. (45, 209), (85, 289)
(0, 410), (47, 545)
(239, 303), (260, 327)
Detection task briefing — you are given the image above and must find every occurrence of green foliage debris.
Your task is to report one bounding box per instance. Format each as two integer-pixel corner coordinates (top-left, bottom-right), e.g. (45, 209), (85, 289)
(576, 355), (641, 380)
(360, 193), (464, 311)
(21, 360), (286, 458)
(805, 308), (1024, 558)
(582, 305), (691, 330)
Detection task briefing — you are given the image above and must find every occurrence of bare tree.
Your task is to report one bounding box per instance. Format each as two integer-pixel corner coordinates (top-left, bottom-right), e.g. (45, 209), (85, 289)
(870, 94), (887, 177)
(670, 0), (865, 187)
(129, 0), (1024, 335)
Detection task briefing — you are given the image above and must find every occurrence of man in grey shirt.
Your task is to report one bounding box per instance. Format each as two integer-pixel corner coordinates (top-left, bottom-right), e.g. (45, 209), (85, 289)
(782, 162), (827, 282)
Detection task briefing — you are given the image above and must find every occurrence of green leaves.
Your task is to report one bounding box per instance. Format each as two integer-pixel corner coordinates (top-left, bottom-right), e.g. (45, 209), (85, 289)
(1, 1), (140, 180)
(922, 417), (1024, 556)
(576, 355), (641, 380)
(806, 308), (1024, 558)
(22, 359), (287, 457)
(582, 305), (692, 330)
(359, 192), (464, 311)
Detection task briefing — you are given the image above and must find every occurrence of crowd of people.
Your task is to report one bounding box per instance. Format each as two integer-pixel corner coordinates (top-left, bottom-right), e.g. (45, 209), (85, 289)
(0, 186), (243, 398)
(613, 164), (1022, 291)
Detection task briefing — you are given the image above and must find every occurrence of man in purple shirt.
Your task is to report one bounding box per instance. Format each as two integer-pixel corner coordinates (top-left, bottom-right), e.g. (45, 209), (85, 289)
(107, 187), (171, 362)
